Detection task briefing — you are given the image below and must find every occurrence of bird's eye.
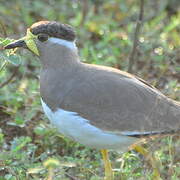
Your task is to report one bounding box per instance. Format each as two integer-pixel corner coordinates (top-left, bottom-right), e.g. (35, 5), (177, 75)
(37, 34), (48, 42)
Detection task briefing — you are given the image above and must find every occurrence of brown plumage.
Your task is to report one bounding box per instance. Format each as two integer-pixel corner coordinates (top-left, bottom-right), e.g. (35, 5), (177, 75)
(5, 21), (180, 137)
(30, 21), (179, 135)
(4, 20), (180, 180)
(39, 44), (180, 134)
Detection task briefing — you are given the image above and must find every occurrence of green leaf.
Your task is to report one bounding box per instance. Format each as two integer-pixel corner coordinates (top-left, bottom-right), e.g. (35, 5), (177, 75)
(7, 54), (22, 66)
(11, 136), (31, 153)
(0, 52), (22, 66)
(0, 38), (15, 46)
(0, 129), (4, 145)
(27, 167), (44, 174)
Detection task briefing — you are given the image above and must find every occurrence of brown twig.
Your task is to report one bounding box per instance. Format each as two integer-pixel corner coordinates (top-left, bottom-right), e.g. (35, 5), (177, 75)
(80, 0), (89, 26)
(128, 0), (144, 73)
(0, 66), (19, 88)
(65, 172), (80, 180)
(0, 20), (7, 37)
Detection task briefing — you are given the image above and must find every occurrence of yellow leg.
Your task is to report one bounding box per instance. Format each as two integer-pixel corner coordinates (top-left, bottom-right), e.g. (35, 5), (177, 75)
(132, 145), (161, 180)
(101, 149), (114, 180)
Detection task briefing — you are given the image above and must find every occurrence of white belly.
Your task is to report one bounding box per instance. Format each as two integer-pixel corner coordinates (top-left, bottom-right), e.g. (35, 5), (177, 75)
(41, 99), (136, 151)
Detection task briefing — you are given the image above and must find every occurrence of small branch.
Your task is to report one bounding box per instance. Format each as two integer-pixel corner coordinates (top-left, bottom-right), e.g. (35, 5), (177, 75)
(0, 61), (8, 73)
(0, 19), (7, 37)
(128, 0), (144, 73)
(0, 66), (19, 88)
(65, 172), (79, 180)
(80, 0), (89, 26)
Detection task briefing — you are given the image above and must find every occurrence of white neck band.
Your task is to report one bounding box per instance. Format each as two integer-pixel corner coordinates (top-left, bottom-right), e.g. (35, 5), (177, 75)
(48, 37), (77, 51)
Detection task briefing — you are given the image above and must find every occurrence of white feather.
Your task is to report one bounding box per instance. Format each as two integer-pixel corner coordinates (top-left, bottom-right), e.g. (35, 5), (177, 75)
(41, 99), (136, 151)
(48, 37), (77, 51)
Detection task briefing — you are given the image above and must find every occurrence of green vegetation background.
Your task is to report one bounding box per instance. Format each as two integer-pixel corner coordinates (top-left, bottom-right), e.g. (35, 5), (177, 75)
(0, 0), (179, 179)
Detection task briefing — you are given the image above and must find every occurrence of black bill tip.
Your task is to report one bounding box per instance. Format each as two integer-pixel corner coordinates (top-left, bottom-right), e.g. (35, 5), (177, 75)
(4, 40), (27, 49)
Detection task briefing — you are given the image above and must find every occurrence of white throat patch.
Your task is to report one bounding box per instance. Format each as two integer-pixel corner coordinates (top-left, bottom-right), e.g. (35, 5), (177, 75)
(48, 37), (77, 51)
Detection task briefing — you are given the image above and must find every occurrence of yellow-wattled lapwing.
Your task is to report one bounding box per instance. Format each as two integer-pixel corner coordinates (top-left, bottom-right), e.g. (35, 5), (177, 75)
(5, 21), (180, 180)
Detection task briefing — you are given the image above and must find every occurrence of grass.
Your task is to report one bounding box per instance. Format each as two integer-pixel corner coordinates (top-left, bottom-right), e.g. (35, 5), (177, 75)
(0, 0), (180, 179)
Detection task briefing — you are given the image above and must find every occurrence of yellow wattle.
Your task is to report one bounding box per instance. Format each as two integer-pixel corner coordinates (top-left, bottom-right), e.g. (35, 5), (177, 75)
(22, 29), (39, 56)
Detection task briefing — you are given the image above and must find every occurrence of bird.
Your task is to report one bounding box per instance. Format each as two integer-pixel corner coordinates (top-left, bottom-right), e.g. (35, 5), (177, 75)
(4, 21), (180, 180)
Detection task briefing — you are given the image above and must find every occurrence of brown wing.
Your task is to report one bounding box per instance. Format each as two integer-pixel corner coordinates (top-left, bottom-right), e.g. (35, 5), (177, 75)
(61, 64), (180, 133)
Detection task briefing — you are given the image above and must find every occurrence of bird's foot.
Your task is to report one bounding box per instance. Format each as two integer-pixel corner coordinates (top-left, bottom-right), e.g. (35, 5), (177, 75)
(131, 145), (161, 180)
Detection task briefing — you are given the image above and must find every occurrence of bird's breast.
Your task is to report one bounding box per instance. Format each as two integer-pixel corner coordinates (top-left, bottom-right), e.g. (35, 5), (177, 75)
(41, 98), (136, 150)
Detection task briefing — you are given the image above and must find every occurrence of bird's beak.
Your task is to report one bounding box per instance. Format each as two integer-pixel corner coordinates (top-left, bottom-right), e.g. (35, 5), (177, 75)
(4, 39), (27, 49)
(4, 28), (39, 56)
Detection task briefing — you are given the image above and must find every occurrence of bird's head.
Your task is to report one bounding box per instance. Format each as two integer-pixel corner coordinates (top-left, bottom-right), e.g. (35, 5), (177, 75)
(4, 21), (77, 56)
